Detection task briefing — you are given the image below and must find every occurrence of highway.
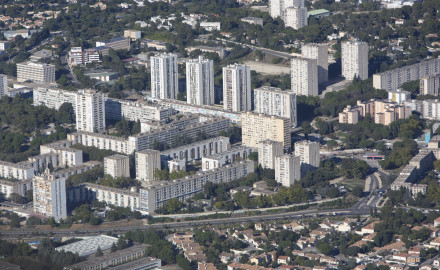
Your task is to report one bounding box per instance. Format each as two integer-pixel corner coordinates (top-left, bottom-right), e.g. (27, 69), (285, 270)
(1, 208), (371, 240)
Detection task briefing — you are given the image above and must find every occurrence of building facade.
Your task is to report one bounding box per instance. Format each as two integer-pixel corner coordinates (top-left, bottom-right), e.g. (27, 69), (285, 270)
(258, 140), (284, 169)
(84, 183), (139, 211)
(33, 173), (67, 221)
(186, 56), (214, 105)
(76, 89), (106, 133)
(301, 43), (328, 83)
(150, 53), (179, 100)
(373, 58), (440, 91)
(341, 40), (368, 80)
(33, 87), (78, 111)
(284, 7), (308, 30)
(136, 149), (161, 182)
(0, 74), (7, 97)
(420, 74), (440, 96)
(124, 29), (141, 41)
(222, 64), (251, 112)
(291, 57), (318, 96)
(294, 140), (320, 174)
(275, 154), (301, 187)
(104, 154), (130, 178)
(68, 47), (100, 65)
(254, 86), (297, 127)
(17, 62), (56, 83)
(241, 112), (291, 149)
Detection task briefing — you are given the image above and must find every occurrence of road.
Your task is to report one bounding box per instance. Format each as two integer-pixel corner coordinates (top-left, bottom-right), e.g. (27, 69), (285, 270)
(1, 208), (371, 240)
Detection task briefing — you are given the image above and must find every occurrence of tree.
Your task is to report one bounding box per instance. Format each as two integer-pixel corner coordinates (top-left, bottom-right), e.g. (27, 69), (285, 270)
(111, 243), (117, 252)
(166, 198), (183, 214)
(301, 121), (313, 138)
(96, 246), (103, 257)
(117, 237), (128, 250)
(47, 217), (57, 228)
(352, 186), (364, 197)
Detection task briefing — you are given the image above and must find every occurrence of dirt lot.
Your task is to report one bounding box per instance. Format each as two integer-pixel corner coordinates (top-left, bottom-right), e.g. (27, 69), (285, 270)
(243, 60), (291, 75)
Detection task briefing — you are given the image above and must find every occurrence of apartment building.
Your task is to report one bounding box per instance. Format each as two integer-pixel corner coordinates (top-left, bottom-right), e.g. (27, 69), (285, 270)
(104, 154), (130, 178)
(49, 161), (101, 181)
(124, 29), (141, 41)
(150, 53), (179, 100)
(0, 179), (32, 198)
(291, 57), (318, 96)
(68, 132), (129, 154)
(341, 40), (368, 80)
(294, 140), (320, 174)
(76, 89), (106, 133)
(68, 47), (100, 65)
(222, 64), (251, 112)
(160, 136), (230, 164)
(338, 106), (360, 124)
(284, 7), (308, 30)
(39, 140), (83, 167)
(269, 0), (304, 19)
(186, 56), (215, 105)
(0, 160), (34, 180)
(354, 99), (411, 125)
(105, 98), (175, 123)
(0, 74), (7, 97)
(0, 40), (9, 51)
(258, 140), (284, 169)
(254, 86), (297, 127)
(84, 183), (139, 211)
(17, 62), (55, 83)
(201, 146), (252, 171)
(420, 74), (440, 96)
(241, 112), (291, 149)
(373, 57), (440, 91)
(275, 154), (301, 187)
(33, 172), (67, 221)
(388, 89), (411, 103)
(139, 161), (254, 213)
(136, 149), (161, 182)
(33, 87), (78, 111)
(302, 43), (328, 83)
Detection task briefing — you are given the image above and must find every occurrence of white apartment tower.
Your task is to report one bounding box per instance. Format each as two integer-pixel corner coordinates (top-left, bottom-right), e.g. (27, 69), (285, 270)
(222, 64), (251, 112)
(291, 57), (318, 96)
(284, 7), (308, 30)
(258, 140), (284, 169)
(150, 53), (179, 100)
(0, 74), (7, 97)
(269, 0), (304, 19)
(75, 89), (106, 133)
(254, 86), (297, 127)
(17, 62), (55, 83)
(104, 154), (130, 178)
(302, 43), (328, 83)
(342, 40), (369, 80)
(275, 154), (301, 187)
(186, 56), (214, 105)
(33, 172), (67, 222)
(136, 149), (161, 182)
(294, 140), (320, 174)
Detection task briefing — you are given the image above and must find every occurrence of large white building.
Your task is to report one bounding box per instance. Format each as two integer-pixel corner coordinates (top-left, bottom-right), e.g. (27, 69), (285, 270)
(17, 62), (56, 83)
(254, 86), (297, 127)
(258, 140), (284, 169)
(186, 56), (214, 105)
(150, 53), (179, 100)
(294, 140), (320, 175)
(373, 58), (440, 91)
(136, 149), (161, 182)
(302, 43), (328, 83)
(284, 7), (308, 30)
(33, 173), (67, 221)
(269, 0), (304, 19)
(341, 40), (369, 80)
(76, 89), (106, 133)
(33, 87), (78, 111)
(222, 64), (251, 112)
(0, 74), (7, 97)
(275, 154), (301, 187)
(291, 57), (318, 96)
(104, 154), (130, 178)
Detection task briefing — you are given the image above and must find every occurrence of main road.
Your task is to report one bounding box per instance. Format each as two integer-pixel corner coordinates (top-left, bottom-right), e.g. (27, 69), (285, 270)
(1, 208), (371, 240)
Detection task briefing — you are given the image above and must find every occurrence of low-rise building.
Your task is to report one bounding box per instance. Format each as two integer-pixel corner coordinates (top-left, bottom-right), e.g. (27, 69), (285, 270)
(56, 235), (118, 257)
